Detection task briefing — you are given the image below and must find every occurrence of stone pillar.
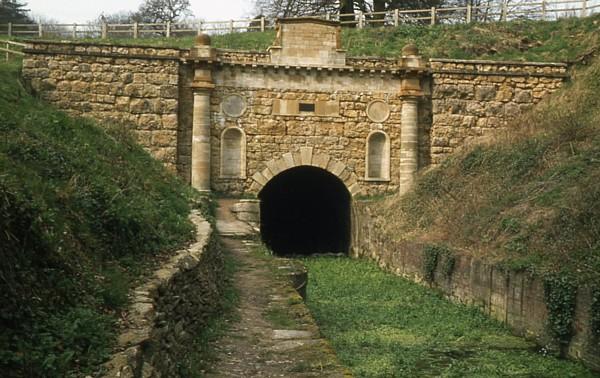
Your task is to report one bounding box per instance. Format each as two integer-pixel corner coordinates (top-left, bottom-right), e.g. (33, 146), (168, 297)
(400, 97), (419, 195)
(399, 44), (424, 195)
(190, 34), (215, 192)
(191, 88), (212, 191)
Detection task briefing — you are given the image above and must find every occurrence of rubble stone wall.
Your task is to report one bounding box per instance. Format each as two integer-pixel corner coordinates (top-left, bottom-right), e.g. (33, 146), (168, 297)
(429, 59), (568, 164)
(22, 41), (182, 172)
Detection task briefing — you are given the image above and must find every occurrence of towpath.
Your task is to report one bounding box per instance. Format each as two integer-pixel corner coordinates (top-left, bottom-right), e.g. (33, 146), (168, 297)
(202, 199), (349, 377)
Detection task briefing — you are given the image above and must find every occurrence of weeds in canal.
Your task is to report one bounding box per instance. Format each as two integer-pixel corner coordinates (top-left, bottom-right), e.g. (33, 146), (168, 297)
(302, 257), (596, 377)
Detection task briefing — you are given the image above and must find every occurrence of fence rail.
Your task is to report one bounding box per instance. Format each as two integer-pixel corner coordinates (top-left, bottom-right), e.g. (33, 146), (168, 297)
(0, 40), (28, 61)
(0, 0), (598, 40)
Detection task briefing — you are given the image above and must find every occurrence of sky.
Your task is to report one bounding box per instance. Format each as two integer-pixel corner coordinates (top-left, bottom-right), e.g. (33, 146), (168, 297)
(25, 0), (254, 23)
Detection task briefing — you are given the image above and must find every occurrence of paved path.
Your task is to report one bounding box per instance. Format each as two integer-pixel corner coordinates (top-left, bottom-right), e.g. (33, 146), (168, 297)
(204, 200), (349, 377)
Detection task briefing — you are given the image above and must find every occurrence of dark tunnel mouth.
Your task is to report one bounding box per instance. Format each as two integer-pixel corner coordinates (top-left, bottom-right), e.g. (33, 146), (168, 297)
(258, 166), (351, 257)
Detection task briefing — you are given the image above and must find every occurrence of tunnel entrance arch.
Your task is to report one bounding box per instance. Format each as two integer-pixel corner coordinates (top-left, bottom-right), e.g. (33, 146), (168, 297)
(259, 166), (352, 256)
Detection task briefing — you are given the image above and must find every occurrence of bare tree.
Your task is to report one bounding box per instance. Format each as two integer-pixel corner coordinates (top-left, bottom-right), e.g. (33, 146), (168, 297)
(254, 0), (339, 18)
(136, 0), (193, 23)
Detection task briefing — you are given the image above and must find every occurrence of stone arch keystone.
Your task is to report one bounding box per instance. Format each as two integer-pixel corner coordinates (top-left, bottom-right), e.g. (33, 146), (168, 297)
(250, 147), (361, 197)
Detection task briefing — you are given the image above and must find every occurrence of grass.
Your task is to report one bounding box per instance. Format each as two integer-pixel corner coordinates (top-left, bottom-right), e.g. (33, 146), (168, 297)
(19, 14), (600, 62)
(302, 257), (597, 377)
(0, 60), (197, 376)
(176, 238), (240, 377)
(377, 56), (600, 282)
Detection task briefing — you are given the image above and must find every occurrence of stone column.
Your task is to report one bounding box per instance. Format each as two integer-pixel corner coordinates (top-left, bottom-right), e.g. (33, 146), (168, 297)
(399, 97), (419, 195)
(191, 87), (212, 191)
(399, 44), (424, 195)
(190, 34), (215, 192)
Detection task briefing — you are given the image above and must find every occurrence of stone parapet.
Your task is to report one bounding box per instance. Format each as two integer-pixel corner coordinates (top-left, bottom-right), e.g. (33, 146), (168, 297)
(430, 58), (568, 77)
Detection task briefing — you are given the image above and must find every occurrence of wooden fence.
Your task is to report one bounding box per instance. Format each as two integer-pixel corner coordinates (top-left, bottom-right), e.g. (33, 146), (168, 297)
(0, 0), (598, 40)
(0, 40), (27, 61)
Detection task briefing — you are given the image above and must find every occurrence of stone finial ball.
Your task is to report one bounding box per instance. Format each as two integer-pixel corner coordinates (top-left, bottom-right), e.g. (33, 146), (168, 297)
(195, 33), (211, 46)
(402, 43), (419, 56)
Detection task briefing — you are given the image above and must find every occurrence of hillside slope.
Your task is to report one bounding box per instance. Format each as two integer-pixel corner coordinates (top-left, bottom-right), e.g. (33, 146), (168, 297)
(75, 14), (600, 62)
(0, 62), (196, 377)
(376, 57), (600, 282)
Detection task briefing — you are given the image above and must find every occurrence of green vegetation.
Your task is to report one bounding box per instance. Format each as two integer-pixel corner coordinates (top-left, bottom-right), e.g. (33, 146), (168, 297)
(43, 14), (600, 62)
(0, 61), (196, 376)
(303, 257), (596, 377)
(543, 273), (578, 352)
(176, 238), (239, 377)
(379, 56), (600, 284)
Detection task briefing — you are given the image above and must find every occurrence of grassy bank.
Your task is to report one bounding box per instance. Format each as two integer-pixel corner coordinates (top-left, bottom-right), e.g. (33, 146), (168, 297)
(303, 257), (596, 377)
(47, 14), (600, 62)
(0, 61), (196, 376)
(378, 57), (600, 283)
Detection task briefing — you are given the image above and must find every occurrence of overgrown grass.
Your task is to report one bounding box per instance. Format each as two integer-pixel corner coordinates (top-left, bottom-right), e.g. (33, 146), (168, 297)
(176, 238), (239, 377)
(32, 14), (600, 62)
(0, 61), (196, 376)
(379, 56), (600, 282)
(303, 257), (596, 377)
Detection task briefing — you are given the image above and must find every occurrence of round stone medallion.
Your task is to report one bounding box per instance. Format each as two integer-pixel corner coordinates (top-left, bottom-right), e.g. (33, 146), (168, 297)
(366, 100), (391, 123)
(221, 94), (247, 118)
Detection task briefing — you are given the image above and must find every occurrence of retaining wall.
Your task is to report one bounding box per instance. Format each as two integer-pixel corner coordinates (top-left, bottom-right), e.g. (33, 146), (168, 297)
(102, 210), (224, 377)
(351, 201), (600, 371)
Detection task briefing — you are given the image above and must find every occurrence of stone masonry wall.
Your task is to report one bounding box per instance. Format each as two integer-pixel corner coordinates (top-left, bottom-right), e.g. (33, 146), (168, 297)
(351, 202), (600, 372)
(22, 42), (568, 197)
(22, 42), (182, 171)
(102, 210), (224, 378)
(429, 59), (568, 164)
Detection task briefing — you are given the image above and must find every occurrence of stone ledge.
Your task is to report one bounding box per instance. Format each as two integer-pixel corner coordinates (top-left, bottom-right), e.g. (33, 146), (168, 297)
(102, 210), (215, 378)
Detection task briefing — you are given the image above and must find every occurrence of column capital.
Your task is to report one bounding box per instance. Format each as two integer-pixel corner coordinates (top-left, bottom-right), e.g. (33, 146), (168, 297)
(191, 81), (215, 91)
(399, 91), (423, 99)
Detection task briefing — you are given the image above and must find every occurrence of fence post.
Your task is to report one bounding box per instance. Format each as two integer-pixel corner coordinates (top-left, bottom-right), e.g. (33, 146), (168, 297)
(38, 22), (43, 37)
(541, 0), (547, 20)
(101, 22), (107, 38)
(5, 41), (8, 62)
(229, 20), (234, 34)
(358, 11), (364, 28)
(72, 23), (77, 39)
(581, 0), (588, 17)
(467, 4), (472, 23)
(394, 9), (399, 26)
(260, 16), (265, 31)
(501, 1), (508, 21)
(166, 21), (171, 38)
(7, 22), (12, 37)
(197, 21), (202, 35)
(325, 13), (330, 20)
(133, 22), (139, 39)
(431, 7), (436, 25)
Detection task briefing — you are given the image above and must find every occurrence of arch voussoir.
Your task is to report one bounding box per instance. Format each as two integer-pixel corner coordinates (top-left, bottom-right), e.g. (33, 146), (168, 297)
(252, 149), (361, 197)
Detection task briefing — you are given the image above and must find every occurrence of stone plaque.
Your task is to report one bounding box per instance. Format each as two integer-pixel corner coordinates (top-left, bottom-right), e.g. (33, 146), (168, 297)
(367, 100), (390, 123)
(221, 94), (247, 118)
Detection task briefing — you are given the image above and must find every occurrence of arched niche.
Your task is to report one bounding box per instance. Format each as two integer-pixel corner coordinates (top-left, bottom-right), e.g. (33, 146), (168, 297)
(365, 130), (390, 181)
(220, 127), (246, 178)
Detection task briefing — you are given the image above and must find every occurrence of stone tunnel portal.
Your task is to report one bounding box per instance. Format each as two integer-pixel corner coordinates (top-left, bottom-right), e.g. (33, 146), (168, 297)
(259, 166), (351, 256)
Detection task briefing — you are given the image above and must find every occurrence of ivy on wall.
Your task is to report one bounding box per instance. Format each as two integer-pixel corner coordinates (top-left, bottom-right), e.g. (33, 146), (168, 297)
(422, 245), (455, 282)
(543, 272), (577, 349)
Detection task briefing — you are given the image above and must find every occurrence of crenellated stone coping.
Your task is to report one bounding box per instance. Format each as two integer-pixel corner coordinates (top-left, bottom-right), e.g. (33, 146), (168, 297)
(430, 58), (569, 77)
(102, 210), (213, 378)
(250, 146), (361, 196)
(186, 57), (426, 76)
